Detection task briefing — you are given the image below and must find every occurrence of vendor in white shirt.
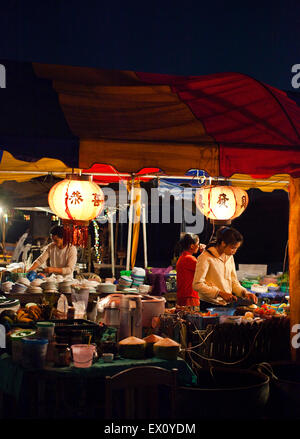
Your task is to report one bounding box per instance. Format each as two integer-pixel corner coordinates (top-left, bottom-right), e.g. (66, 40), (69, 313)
(192, 226), (257, 311)
(28, 225), (77, 277)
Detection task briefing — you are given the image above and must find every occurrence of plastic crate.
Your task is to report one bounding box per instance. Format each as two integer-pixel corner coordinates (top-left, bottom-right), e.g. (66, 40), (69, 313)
(49, 319), (106, 345)
(207, 307), (236, 316)
(186, 314), (219, 330)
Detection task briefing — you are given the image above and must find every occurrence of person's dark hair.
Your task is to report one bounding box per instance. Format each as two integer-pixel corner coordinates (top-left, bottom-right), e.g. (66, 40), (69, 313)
(207, 226), (243, 249)
(50, 225), (64, 239)
(216, 226), (243, 246)
(175, 233), (199, 255)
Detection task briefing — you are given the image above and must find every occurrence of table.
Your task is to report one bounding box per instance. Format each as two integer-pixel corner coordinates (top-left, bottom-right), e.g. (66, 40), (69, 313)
(0, 353), (197, 419)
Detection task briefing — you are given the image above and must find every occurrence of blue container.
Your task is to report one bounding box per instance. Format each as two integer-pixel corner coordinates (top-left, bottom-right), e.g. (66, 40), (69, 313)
(26, 271), (37, 282)
(21, 337), (49, 369)
(207, 307), (236, 316)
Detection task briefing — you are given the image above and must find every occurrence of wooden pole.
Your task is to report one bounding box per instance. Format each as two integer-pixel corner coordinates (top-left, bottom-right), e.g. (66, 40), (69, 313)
(289, 177), (300, 361)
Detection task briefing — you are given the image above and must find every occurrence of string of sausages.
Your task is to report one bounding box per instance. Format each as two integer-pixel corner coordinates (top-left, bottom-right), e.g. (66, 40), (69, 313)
(63, 223), (89, 247)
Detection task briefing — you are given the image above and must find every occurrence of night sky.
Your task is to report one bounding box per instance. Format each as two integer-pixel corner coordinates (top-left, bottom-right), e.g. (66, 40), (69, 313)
(0, 0), (299, 90)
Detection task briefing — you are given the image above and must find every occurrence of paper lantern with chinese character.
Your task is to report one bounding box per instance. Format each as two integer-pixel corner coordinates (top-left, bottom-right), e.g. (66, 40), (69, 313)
(48, 175), (105, 247)
(195, 185), (248, 222)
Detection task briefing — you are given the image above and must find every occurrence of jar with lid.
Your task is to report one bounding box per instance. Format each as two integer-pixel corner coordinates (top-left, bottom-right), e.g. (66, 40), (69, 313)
(53, 343), (71, 367)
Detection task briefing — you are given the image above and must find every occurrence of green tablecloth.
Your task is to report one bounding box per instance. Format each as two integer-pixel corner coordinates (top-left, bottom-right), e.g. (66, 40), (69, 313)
(0, 353), (197, 400)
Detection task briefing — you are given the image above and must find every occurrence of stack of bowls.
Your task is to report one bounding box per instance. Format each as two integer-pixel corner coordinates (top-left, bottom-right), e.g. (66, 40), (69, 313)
(79, 280), (97, 293)
(28, 278), (43, 294)
(18, 277), (31, 289)
(131, 267), (146, 287)
(81, 280), (99, 290)
(97, 282), (117, 294)
(58, 280), (73, 294)
(41, 280), (58, 293)
(138, 284), (152, 295)
(31, 278), (44, 287)
(27, 285), (43, 294)
(1, 281), (13, 293)
(10, 282), (28, 294)
(118, 276), (133, 289)
(55, 275), (64, 283)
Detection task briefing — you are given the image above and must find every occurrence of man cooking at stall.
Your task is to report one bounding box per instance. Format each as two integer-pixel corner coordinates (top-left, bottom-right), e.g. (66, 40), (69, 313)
(28, 225), (77, 278)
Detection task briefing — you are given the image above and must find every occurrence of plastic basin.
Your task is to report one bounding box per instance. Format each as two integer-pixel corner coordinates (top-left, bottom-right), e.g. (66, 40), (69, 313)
(176, 367), (269, 419)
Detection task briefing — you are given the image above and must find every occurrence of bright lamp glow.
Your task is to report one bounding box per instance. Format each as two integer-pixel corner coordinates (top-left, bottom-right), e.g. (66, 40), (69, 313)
(48, 176), (105, 222)
(195, 185), (248, 221)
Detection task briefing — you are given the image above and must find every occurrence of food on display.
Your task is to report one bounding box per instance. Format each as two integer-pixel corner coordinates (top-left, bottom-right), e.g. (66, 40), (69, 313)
(153, 337), (180, 360)
(143, 334), (164, 357)
(118, 336), (146, 359)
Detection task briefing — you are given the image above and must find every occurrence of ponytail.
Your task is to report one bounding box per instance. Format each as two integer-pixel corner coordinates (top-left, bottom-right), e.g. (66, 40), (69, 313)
(174, 233), (199, 256)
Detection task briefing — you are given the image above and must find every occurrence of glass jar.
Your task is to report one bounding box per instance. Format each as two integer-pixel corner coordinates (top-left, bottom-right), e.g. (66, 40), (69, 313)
(53, 343), (71, 367)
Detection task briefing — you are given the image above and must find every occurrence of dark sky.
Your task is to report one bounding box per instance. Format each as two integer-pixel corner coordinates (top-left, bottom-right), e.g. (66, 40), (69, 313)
(0, 0), (299, 90)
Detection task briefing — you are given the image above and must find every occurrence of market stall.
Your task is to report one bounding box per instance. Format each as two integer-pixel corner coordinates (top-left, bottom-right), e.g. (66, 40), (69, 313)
(0, 61), (299, 418)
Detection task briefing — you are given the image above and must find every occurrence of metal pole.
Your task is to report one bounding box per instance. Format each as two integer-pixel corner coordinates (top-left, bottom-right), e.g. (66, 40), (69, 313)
(126, 182), (135, 271)
(0, 170), (290, 185)
(109, 213), (115, 278)
(2, 213), (6, 261)
(142, 204), (148, 268)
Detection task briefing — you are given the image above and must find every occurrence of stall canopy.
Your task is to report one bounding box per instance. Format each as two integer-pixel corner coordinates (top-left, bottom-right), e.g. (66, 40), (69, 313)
(0, 61), (300, 359)
(0, 60), (299, 184)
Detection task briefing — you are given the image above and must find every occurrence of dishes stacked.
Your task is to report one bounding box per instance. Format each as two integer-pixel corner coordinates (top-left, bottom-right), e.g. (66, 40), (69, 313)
(1, 281), (13, 293)
(138, 284), (152, 294)
(78, 280), (98, 293)
(118, 276), (133, 290)
(10, 282), (28, 294)
(31, 278), (44, 287)
(27, 285), (43, 294)
(81, 280), (99, 290)
(97, 283), (117, 294)
(58, 280), (73, 294)
(131, 267), (146, 287)
(41, 280), (58, 293)
(18, 277), (31, 288)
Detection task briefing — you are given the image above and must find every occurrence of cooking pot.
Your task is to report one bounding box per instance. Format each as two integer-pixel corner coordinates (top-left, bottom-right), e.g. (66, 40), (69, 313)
(141, 295), (166, 327)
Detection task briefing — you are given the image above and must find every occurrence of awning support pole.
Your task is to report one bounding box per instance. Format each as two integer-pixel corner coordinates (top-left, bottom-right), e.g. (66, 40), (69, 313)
(126, 181), (135, 271)
(142, 204), (148, 269)
(109, 213), (115, 278)
(289, 177), (300, 361)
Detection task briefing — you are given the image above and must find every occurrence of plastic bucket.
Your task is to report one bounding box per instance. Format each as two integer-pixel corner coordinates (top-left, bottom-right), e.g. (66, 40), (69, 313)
(10, 329), (36, 364)
(21, 338), (49, 369)
(71, 344), (96, 368)
(256, 361), (300, 419)
(175, 367), (269, 419)
(36, 322), (55, 341)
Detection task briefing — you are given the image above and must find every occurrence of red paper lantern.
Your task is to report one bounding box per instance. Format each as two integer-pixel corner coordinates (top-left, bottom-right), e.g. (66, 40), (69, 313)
(48, 175), (105, 247)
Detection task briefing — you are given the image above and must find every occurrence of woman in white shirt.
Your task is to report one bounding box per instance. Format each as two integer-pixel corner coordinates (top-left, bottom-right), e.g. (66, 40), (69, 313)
(192, 226), (257, 311)
(29, 225), (77, 277)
